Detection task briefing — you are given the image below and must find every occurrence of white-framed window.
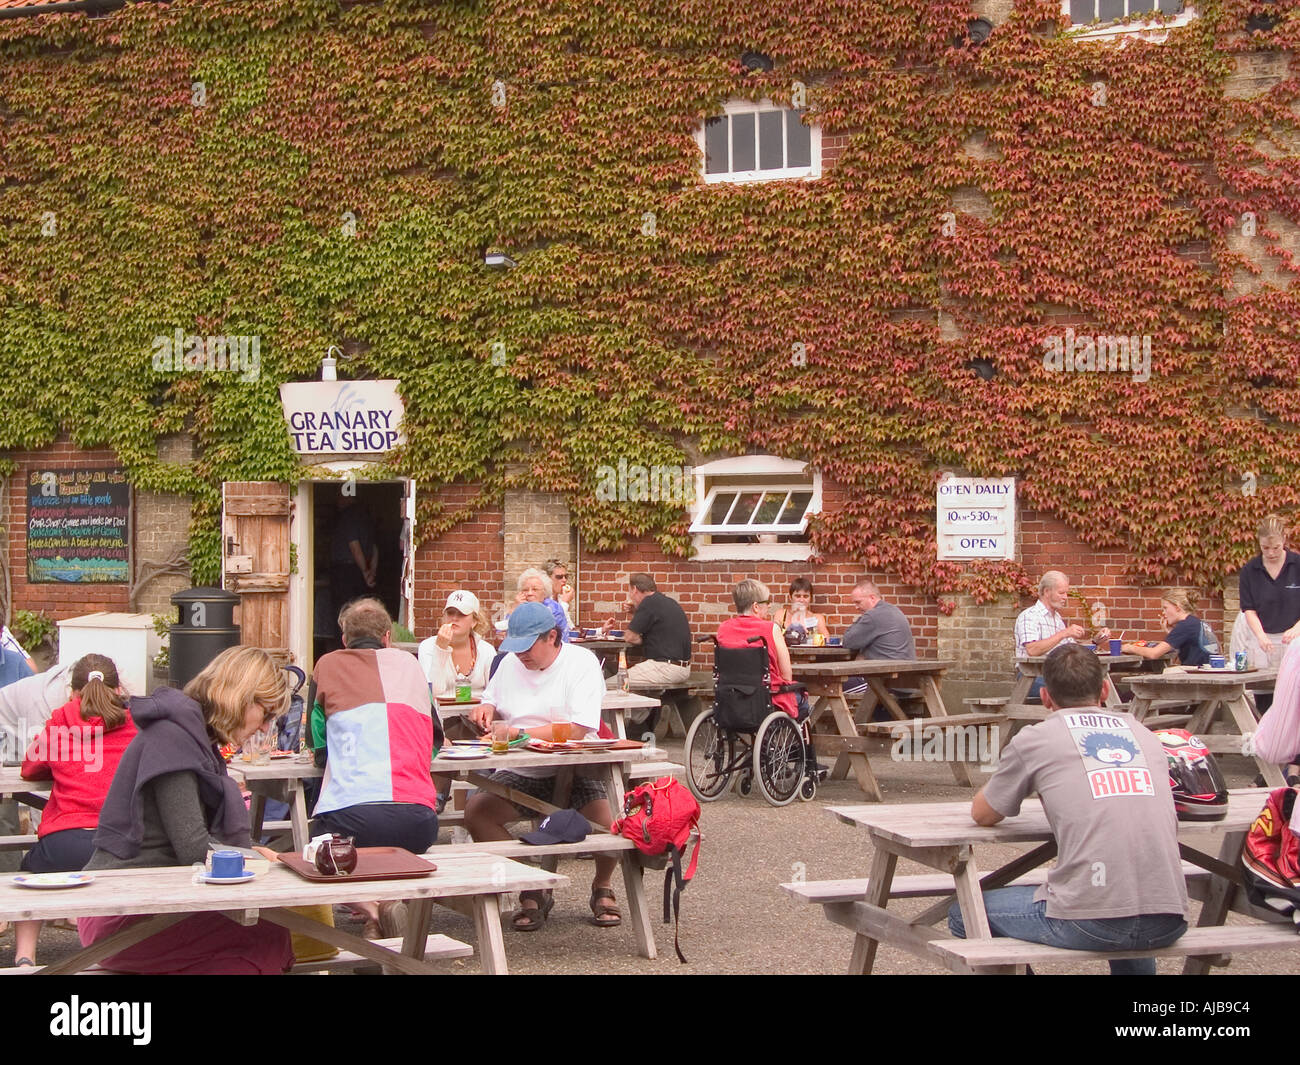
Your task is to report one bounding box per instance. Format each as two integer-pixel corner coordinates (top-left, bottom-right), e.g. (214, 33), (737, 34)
(1065, 0), (1197, 40)
(688, 455), (821, 561)
(697, 99), (821, 184)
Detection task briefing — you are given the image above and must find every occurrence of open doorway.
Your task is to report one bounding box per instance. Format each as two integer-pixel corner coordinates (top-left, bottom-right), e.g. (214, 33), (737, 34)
(311, 481), (406, 660)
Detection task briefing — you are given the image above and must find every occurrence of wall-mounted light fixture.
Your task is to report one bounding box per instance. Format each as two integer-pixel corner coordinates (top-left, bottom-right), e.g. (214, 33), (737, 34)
(740, 51), (774, 73)
(483, 249), (517, 268)
(322, 344), (343, 382)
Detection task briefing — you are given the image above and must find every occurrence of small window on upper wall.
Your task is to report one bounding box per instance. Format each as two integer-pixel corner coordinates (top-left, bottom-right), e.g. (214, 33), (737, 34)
(687, 455), (821, 562)
(698, 100), (821, 184)
(1065, 0), (1196, 38)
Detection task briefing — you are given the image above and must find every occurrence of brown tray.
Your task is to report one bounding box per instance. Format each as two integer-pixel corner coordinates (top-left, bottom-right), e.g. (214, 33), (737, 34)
(279, 847), (437, 883)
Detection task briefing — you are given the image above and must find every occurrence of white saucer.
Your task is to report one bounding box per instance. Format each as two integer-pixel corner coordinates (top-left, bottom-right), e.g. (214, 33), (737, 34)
(197, 870), (257, 884)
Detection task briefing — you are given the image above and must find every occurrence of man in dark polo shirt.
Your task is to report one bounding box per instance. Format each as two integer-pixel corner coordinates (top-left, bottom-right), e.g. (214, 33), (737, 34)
(604, 574), (693, 691)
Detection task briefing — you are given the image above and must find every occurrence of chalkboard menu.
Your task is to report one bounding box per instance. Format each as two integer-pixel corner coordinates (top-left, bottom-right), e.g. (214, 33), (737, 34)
(27, 469), (130, 583)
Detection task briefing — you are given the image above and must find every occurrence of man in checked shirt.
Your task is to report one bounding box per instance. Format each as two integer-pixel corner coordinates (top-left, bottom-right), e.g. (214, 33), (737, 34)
(1014, 571), (1109, 702)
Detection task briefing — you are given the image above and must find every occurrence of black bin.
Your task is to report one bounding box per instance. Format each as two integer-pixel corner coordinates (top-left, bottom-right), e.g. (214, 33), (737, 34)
(169, 586), (241, 689)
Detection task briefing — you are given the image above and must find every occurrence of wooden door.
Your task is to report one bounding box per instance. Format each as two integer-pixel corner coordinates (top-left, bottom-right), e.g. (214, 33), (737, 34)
(222, 481), (293, 664)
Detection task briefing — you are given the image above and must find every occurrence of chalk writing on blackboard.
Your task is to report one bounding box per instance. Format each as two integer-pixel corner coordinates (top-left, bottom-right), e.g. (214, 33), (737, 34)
(27, 469), (130, 584)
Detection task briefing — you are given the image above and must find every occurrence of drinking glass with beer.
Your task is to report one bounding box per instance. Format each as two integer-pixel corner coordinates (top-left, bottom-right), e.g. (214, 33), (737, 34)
(491, 721), (511, 754)
(550, 706), (572, 744)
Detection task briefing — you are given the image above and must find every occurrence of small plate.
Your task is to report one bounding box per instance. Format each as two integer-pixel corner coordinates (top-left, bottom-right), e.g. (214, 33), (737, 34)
(197, 870), (257, 884)
(573, 738), (618, 748)
(439, 748), (491, 760)
(12, 872), (94, 889)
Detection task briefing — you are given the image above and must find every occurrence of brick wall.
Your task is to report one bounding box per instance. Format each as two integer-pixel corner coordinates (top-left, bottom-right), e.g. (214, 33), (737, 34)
(132, 433), (195, 620)
(5, 437), (131, 621)
(410, 487), (504, 640)
(501, 484), (571, 606)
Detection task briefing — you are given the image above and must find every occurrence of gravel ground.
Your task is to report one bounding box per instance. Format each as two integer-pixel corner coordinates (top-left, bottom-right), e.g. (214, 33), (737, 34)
(6, 737), (1296, 978)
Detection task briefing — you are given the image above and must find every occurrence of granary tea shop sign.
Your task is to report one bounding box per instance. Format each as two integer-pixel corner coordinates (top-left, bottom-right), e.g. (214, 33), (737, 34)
(279, 380), (406, 456)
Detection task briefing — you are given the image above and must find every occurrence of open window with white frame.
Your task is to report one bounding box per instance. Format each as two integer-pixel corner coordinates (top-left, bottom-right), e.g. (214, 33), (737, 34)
(688, 456), (821, 561)
(1065, 0), (1196, 38)
(698, 99), (821, 184)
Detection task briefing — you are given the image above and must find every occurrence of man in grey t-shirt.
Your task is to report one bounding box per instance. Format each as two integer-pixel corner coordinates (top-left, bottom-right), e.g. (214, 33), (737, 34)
(948, 644), (1188, 974)
(841, 581), (917, 700)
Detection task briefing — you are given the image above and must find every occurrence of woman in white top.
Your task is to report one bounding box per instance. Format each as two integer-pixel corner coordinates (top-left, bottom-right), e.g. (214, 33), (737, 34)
(418, 590), (496, 697)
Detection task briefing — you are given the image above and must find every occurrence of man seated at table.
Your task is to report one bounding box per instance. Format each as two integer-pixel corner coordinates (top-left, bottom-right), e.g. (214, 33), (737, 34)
(1014, 570), (1102, 701)
(949, 644), (1188, 974)
(466, 601), (622, 931)
(841, 581), (917, 703)
(604, 573), (693, 702)
(310, 598), (443, 938)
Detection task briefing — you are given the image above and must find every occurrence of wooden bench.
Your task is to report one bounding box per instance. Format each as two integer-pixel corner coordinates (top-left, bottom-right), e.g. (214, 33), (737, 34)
(929, 923), (1300, 971)
(627, 760), (684, 781)
(627, 685), (700, 739)
(0, 934), (473, 975)
(0, 834), (37, 852)
(860, 712), (1004, 736)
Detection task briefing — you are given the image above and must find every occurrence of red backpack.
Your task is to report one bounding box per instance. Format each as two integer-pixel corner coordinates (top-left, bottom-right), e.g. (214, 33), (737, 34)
(611, 777), (701, 963)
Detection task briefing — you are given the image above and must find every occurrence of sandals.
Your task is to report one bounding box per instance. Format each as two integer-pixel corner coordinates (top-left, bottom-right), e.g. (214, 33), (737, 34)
(14, 958), (34, 968)
(589, 887), (621, 928)
(511, 890), (554, 932)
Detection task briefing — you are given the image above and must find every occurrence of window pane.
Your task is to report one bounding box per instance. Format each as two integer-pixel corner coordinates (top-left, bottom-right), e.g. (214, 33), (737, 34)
(704, 116), (728, 174)
(1099, 0), (1125, 19)
(709, 491), (737, 525)
(781, 492), (814, 525)
(732, 113), (755, 172)
(778, 491), (814, 525)
(1156, 0), (1182, 12)
(726, 492), (763, 526)
(1070, 0), (1095, 21)
(786, 111), (811, 169)
(758, 111), (783, 170)
(753, 492), (786, 526)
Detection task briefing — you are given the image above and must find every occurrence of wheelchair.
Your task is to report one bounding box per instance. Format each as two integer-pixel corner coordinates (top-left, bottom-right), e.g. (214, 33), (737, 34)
(684, 637), (822, 807)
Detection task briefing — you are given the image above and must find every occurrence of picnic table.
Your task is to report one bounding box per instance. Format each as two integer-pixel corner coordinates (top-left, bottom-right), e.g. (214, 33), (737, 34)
(787, 644), (853, 662)
(0, 766), (51, 811)
(1011, 652), (1141, 709)
(0, 851), (564, 975)
(1127, 668), (1283, 786)
(432, 741), (676, 960)
(791, 658), (965, 799)
(786, 789), (1285, 975)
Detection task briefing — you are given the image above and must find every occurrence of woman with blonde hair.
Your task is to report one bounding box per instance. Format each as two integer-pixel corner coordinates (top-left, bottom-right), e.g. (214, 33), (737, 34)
(13, 654), (137, 967)
(418, 590), (495, 696)
(78, 646), (294, 974)
(1234, 513), (1300, 670)
(1122, 590), (1220, 667)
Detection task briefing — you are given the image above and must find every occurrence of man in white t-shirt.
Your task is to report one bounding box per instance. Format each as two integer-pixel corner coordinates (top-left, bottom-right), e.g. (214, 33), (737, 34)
(465, 601), (621, 931)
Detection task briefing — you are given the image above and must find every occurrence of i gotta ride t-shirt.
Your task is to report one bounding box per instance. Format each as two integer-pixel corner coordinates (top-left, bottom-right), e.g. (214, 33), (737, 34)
(982, 708), (1188, 920)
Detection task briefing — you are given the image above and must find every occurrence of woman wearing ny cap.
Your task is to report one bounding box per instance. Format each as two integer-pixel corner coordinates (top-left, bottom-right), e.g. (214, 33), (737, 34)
(418, 590), (496, 697)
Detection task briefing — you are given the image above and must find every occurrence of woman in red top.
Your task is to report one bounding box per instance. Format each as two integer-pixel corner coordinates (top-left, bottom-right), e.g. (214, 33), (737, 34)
(14, 654), (136, 967)
(716, 579), (801, 718)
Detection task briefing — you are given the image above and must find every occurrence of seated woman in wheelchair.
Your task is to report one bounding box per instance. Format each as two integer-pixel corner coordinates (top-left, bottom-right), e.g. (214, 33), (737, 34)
(716, 579), (808, 719)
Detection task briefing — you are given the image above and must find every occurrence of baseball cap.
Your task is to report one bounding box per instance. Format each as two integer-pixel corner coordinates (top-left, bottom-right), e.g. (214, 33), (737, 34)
(521, 808), (589, 846)
(445, 590), (481, 615)
(499, 601), (558, 653)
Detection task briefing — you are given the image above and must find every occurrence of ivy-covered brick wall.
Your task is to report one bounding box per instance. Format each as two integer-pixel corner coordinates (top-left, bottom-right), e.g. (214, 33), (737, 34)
(2, 0), (1298, 618)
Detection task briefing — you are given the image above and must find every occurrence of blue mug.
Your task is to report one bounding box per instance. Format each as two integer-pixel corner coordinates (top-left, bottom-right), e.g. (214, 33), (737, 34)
(210, 849), (245, 878)
(827, 637), (843, 646)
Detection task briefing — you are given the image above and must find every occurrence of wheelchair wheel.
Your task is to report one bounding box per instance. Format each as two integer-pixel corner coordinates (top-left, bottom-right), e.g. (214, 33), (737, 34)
(685, 712), (735, 802)
(736, 773), (753, 796)
(799, 776), (817, 801)
(753, 712), (805, 807)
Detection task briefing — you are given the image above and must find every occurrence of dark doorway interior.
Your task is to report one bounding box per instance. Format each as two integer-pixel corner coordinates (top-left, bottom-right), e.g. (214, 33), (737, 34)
(312, 481), (404, 661)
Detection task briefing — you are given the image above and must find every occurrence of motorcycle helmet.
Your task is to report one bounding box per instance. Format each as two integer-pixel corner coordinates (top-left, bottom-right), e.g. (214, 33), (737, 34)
(1154, 728), (1227, 821)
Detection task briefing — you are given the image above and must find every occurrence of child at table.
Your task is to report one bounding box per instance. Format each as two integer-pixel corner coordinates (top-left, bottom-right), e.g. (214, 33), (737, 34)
(12, 655), (137, 967)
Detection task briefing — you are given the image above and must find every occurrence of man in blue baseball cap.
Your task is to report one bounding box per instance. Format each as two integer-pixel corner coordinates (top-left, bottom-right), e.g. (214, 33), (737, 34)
(466, 601), (621, 931)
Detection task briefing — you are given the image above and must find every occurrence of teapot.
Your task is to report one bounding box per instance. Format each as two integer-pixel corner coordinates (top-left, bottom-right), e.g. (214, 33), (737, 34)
(313, 834), (358, 876)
